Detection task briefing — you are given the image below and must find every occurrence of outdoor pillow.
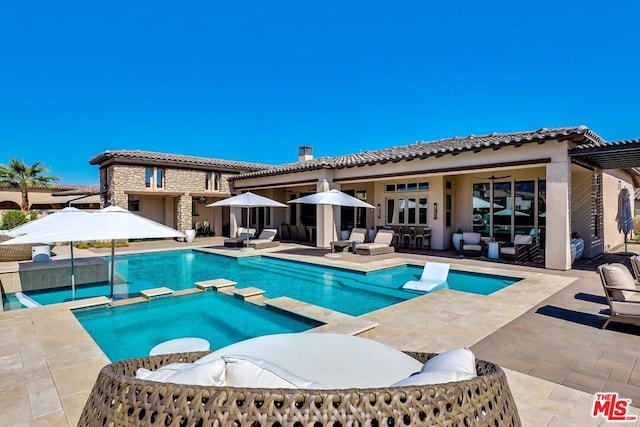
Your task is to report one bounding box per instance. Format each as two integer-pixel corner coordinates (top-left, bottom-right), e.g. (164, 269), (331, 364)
(135, 359), (226, 386)
(601, 263), (637, 300)
(390, 370), (476, 387)
(421, 348), (477, 376)
(223, 355), (325, 389)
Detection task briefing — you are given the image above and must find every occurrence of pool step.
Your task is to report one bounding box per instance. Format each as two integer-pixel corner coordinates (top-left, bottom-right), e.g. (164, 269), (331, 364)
(195, 278), (237, 291)
(141, 287), (174, 299)
(233, 287), (266, 305)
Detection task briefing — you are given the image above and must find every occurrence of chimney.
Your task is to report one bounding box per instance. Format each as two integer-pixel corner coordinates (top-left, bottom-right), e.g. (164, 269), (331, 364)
(298, 145), (313, 162)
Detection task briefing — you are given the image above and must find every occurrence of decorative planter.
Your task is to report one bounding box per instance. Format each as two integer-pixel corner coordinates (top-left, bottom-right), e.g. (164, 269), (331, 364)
(185, 229), (196, 243)
(452, 233), (463, 251)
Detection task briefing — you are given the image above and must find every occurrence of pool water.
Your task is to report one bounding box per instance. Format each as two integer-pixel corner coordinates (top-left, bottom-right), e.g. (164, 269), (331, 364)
(5, 251), (520, 315)
(74, 291), (317, 361)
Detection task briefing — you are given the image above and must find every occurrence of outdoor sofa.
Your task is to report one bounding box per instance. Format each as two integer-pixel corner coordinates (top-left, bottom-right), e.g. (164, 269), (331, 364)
(79, 333), (521, 426)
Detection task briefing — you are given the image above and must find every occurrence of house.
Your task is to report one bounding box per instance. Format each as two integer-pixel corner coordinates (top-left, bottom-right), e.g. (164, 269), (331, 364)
(90, 127), (640, 271)
(0, 184), (99, 213)
(88, 150), (272, 236)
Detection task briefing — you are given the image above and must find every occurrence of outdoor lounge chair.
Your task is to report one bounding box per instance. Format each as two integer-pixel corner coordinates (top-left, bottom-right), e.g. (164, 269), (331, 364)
(459, 232), (484, 256)
(330, 227), (367, 252)
(354, 229), (395, 255)
(15, 292), (42, 308)
(246, 228), (279, 249)
(224, 227), (256, 247)
(631, 255), (640, 281)
(402, 262), (450, 292)
(499, 234), (534, 262)
(598, 263), (640, 328)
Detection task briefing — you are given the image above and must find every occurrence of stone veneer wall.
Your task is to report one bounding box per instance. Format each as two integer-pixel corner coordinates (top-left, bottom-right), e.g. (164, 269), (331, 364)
(103, 165), (237, 231)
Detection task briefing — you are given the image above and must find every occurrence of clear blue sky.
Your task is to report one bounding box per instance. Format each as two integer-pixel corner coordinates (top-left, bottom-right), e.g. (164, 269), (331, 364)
(1, 1), (638, 185)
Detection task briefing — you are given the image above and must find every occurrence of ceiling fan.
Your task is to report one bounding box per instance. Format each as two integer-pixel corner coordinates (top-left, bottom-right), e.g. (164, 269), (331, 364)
(479, 174), (511, 181)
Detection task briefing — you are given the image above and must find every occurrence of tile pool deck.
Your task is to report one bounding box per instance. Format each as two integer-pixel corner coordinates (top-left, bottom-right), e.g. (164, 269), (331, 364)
(1, 237), (640, 426)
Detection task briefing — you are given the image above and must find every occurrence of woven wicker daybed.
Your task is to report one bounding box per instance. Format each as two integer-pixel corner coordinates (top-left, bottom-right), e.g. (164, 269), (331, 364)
(0, 234), (51, 262)
(79, 350), (521, 426)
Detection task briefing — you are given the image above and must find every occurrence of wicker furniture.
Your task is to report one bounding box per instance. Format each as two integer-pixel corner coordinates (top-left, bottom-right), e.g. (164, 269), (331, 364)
(79, 351), (521, 427)
(0, 234), (51, 262)
(459, 232), (484, 257)
(355, 229), (395, 256)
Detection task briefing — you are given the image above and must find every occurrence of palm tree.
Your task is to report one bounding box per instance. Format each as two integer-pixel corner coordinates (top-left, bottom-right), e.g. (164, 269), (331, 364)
(0, 157), (59, 212)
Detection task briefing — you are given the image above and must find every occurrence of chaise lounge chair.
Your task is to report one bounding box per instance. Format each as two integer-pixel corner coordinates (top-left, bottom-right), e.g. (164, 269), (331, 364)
(330, 227), (367, 252)
(247, 228), (279, 249)
(402, 262), (450, 292)
(224, 227), (256, 247)
(598, 263), (640, 328)
(15, 292), (42, 308)
(355, 229), (395, 256)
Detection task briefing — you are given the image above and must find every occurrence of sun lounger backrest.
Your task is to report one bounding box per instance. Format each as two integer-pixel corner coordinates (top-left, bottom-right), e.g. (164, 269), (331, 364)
(257, 229), (278, 241)
(420, 262), (450, 282)
(599, 263), (637, 300)
(373, 229), (394, 245)
(349, 228), (367, 242)
(15, 292), (41, 308)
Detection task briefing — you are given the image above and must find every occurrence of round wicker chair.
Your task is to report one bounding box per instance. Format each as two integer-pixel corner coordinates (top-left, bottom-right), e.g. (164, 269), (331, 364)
(79, 351), (521, 427)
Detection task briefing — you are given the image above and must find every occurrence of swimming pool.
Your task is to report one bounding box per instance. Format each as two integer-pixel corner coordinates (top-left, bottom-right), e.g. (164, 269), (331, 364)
(5, 250), (520, 314)
(74, 291), (317, 361)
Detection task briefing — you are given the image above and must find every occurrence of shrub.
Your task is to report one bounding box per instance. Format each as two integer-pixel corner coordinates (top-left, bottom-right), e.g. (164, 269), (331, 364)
(29, 210), (38, 221)
(1, 210), (28, 230)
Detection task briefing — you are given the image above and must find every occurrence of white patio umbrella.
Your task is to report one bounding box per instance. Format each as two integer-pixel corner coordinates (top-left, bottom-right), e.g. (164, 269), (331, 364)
(472, 197), (503, 209)
(494, 208), (528, 217)
(207, 192), (286, 250)
(288, 189), (375, 258)
(7, 207), (91, 298)
(2, 206), (185, 299)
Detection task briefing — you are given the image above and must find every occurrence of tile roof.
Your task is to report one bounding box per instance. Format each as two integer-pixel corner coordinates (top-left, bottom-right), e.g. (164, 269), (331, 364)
(230, 125), (605, 180)
(89, 150), (272, 172)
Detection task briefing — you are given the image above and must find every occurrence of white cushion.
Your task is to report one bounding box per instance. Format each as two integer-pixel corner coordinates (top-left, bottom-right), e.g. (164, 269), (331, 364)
(223, 355), (324, 389)
(196, 333), (422, 388)
(462, 244), (482, 251)
(135, 359), (226, 386)
(500, 246), (516, 255)
(461, 232), (481, 244)
(513, 234), (532, 245)
(601, 263), (638, 300)
(390, 371), (476, 387)
(421, 348), (477, 376)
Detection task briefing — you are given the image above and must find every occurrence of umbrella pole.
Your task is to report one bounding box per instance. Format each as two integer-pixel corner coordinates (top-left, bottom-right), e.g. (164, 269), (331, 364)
(109, 239), (115, 300)
(70, 242), (75, 300)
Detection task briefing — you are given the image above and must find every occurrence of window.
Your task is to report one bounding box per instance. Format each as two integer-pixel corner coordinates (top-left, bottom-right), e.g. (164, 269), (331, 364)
(385, 182), (429, 192)
(128, 197), (140, 212)
(205, 172), (221, 191)
(145, 167), (165, 189)
(340, 190), (367, 229)
(386, 196), (428, 225)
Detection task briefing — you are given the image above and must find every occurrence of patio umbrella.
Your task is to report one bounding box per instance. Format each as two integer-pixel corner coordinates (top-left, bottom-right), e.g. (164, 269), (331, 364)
(494, 208), (528, 217)
(207, 192), (286, 250)
(472, 197), (503, 209)
(616, 187), (634, 253)
(288, 189), (375, 258)
(6, 207), (91, 298)
(1, 206), (185, 299)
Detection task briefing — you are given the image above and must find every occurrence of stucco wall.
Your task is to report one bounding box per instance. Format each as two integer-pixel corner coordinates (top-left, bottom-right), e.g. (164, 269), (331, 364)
(602, 169), (634, 252)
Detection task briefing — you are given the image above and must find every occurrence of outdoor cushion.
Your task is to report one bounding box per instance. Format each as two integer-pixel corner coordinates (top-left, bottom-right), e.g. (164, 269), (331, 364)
(256, 229), (277, 241)
(420, 348), (476, 376)
(196, 333), (422, 388)
(135, 359), (226, 386)
(223, 355), (325, 389)
(390, 371), (476, 387)
(600, 263), (638, 300)
(500, 246), (516, 255)
(513, 234), (532, 245)
(461, 232), (481, 245)
(462, 244), (482, 251)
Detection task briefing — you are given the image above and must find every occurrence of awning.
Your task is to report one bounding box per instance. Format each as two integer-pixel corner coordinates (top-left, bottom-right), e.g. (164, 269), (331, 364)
(570, 140), (640, 170)
(69, 195), (101, 205)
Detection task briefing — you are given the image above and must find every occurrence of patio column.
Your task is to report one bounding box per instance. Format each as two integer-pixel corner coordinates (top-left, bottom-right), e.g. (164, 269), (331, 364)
(176, 194), (193, 233)
(316, 179), (334, 249)
(545, 160), (571, 270)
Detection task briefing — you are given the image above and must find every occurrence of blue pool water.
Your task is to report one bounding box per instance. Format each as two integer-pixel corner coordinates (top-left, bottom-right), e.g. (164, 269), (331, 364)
(5, 251), (520, 315)
(74, 291), (317, 361)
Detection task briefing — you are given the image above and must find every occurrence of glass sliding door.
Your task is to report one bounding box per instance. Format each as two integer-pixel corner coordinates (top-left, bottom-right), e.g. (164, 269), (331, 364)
(472, 183), (491, 236)
(514, 181), (535, 236)
(492, 181), (512, 242)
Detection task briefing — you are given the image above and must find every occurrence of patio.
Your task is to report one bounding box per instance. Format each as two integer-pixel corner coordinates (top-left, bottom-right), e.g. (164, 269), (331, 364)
(1, 237), (639, 425)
